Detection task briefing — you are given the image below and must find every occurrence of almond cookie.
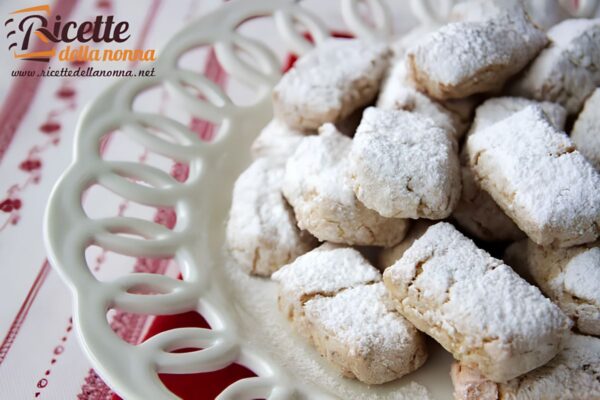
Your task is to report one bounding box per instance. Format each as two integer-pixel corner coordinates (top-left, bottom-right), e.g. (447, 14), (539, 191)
(304, 282), (428, 384)
(406, 12), (547, 100)
(282, 123), (409, 246)
(273, 39), (391, 131)
(518, 240), (600, 336)
(450, 0), (569, 30)
(271, 243), (380, 338)
(251, 119), (309, 163)
(349, 108), (461, 220)
(451, 333), (600, 400)
(376, 58), (473, 140)
(510, 18), (600, 114)
(453, 98), (566, 241)
(572, 88), (600, 169)
(226, 158), (317, 276)
(383, 222), (571, 383)
(272, 244), (427, 384)
(467, 106), (600, 247)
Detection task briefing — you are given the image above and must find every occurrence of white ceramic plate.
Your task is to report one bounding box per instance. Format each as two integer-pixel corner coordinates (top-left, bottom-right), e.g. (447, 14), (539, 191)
(43, 0), (596, 398)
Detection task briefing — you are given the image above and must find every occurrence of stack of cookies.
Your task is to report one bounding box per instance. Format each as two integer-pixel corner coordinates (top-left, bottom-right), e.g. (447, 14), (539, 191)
(226, 1), (600, 397)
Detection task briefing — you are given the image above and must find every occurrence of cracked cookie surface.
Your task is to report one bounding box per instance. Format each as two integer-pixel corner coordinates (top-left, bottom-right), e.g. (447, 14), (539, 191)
(226, 158), (317, 276)
(383, 222), (571, 382)
(466, 106), (600, 247)
(451, 333), (600, 400)
(273, 244), (427, 384)
(407, 11), (547, 100)
(283, 123), (409, 246)
(273, 38), (391, 131)
(349, 108), (461, 220)
(510, 18), (600, 114)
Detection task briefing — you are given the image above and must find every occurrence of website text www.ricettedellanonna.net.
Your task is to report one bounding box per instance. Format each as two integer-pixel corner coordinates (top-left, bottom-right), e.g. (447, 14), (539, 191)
(11, 65), (156, 78)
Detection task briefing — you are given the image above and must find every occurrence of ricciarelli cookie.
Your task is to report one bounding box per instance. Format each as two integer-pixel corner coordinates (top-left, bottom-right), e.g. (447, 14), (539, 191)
(453, 97), (566, 242)
(272, 243), (380, 338)
(406, 11), (547, 100)
(349, 108), (461, 219)
(282, 123), (409, 246)
(517, 240), (600, 336)
(273, 39), (391, 131)
(304, 282), (428, 384)
(383, 222), (571, 382)
(510, 18), (600, 114)
(572, 88), (600, 170)
(251, 119), (310, 163)
(226, 158), (317, 276)
(450, 0), (569, 30)
(451, 334), (600, 400)
(272, 244), (428, 384)
(467, 106), (600, 247)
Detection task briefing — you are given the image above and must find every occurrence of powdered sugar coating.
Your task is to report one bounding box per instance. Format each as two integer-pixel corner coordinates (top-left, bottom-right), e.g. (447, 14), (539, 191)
(407, 12), (547, 100)
(521, 240), (600, 336)
(272, 244), (381, 305)
(466, 96), (567, 137)
(467, 106), (600, 247)
(510, 18), (600, 114)
(226, 158), (317, 276)
(349, 108), (461, 219)
(304, 282), (428, 384)
(251, 119), (310, 163)
(454, 98), (566, 241)
(283, 124), (409, 246)
(272, 243), (380, 339)
(376, 59), (471, 140)
(383, 222), (571, 382)
(451, 334), (600, 400)
(572, 88), (600, 169)
(450, 0), (569, 30)
(273, 38), (391, 131)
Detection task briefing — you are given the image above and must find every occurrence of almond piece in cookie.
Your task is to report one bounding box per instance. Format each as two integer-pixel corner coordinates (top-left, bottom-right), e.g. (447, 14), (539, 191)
(451, 334), (600, 400)
(349, 108), (461, 220)
(271, 243), (380, 338)
(572, 88), (600, 170)
(406, 11), (547, 100)
(273, 38), (390, 131)
(226, 158), (317, 276)
(517, 240), (600, 336)
(251, 119), (310, 163)
(467, 106), (600, 247)
(383, 222), (571, 383)
(282, 123), (409, 246)
(304, 282), (428, 384)
(510, 18), (600, 114)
